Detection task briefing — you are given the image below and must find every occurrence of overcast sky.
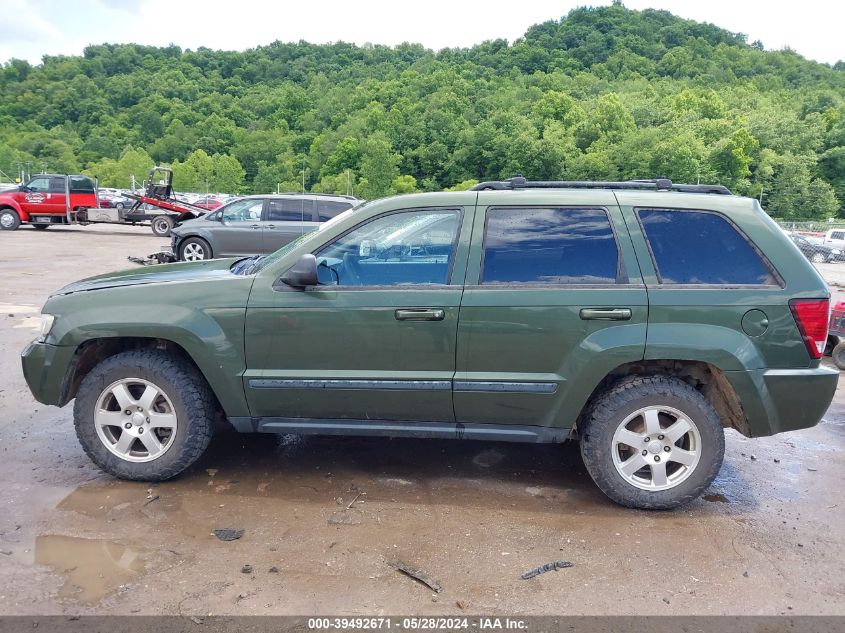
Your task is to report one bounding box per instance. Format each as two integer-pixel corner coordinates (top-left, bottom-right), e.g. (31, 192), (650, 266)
(1, 0), (843, 66)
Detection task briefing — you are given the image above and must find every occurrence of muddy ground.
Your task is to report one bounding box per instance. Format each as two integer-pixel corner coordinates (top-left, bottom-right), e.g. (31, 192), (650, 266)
(0, 223), (843, 616)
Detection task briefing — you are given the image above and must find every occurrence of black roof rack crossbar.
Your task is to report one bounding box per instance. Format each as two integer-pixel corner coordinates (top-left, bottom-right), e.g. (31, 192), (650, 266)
(471, 177), (732, 195)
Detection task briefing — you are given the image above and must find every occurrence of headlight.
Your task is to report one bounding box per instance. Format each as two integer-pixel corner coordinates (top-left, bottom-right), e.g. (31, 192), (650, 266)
(38, 314), (56, 342)
(834, 249), (842, 255)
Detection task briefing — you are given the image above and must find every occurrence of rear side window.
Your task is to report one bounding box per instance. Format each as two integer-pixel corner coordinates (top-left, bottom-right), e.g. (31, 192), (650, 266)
(481, 207), (621, 284)
(831, 231), (845, 241)
(266, 198), (314, 222)
(316, 199), (353, 222)
(638, 209), (777, 285)
(69, 176), (95, 193)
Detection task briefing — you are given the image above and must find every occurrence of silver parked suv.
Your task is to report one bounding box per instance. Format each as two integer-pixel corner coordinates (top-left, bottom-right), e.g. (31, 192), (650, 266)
(171, 193), (361, 261)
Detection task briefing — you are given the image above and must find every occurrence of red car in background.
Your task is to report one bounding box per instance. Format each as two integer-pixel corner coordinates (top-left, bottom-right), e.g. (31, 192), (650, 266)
(193, 196), (223, 211)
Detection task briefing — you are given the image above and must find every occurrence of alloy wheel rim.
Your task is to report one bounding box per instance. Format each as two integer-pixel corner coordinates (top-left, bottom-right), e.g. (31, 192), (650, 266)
(183, 243), (205, 261)
(94, 378), (178, 463)
(611, 405), (702, 491)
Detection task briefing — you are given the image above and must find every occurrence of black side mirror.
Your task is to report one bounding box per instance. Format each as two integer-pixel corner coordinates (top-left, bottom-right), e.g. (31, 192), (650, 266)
(281, 253), (318, 288)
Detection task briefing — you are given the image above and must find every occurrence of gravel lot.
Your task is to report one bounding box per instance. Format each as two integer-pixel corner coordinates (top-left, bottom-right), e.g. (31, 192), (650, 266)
(0, 223), (843, 615)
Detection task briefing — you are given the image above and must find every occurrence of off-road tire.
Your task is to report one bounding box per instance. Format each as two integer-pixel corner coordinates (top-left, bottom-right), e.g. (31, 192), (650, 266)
(832, 341), (845, 370)
(179, 236), (213, 261)
(74, 349), (215, 481)
(0, 209), (21, 230)
(580, 375), (725, 510)
(151, 215), (175, 237)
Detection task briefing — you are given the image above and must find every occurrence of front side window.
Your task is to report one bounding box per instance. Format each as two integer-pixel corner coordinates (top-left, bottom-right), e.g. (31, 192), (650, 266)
(638, 208), (777, 285)
(221, 199), (264, 222)
(266, 198), (314, 222)
(27, 177), (50, 192)
(315, 209), (461, 286)
(481, 207), (621, 285)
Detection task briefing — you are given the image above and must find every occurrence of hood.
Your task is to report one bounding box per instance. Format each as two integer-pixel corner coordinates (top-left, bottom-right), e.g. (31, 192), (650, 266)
(53, 258), (240, 295)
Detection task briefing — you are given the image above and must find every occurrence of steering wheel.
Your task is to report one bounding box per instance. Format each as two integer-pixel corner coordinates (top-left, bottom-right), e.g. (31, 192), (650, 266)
(342, 252), (363, 286)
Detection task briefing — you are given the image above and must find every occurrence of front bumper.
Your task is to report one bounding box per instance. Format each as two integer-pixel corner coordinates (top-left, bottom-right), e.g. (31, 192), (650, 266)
(21, 341), (76, 406)
(726, 365), (839, 437)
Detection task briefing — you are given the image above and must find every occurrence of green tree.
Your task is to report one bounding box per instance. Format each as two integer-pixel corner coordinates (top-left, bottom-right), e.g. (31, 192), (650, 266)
(766, 153), (838, 219)
(211, 154), (245, 193)
(357, 132), (400, 199)
(709, 128), (760, 189)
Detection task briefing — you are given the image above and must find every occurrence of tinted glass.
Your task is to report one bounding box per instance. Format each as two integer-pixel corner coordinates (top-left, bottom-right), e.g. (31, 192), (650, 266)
(69, 176), (95, 193)
(48, 177), (65, 193)
(481, 207), (620, 284)
(315, 209), (461, 286)
(638, 209), (776, 285)
(266, 198), (314, 222)
(221, 199), (264, 222)
(316, 199), (353, 222)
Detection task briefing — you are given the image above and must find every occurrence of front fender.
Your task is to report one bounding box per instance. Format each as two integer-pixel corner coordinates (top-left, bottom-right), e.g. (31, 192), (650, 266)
(0, 199), (27, 221)
(51, 300), (250, 417)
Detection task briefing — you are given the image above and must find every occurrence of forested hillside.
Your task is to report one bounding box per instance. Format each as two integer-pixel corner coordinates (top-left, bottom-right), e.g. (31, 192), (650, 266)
(1, 3), (844, 217)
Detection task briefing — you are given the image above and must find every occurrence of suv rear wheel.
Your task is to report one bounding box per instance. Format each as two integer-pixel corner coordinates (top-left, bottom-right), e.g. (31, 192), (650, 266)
(73, 349), (215, 481)
(580, 375), (724, 510)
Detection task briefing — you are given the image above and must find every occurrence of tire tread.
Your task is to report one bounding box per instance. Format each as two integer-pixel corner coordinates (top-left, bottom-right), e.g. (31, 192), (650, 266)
(73, 349), (215, 481)
(580, 375), (725, 510)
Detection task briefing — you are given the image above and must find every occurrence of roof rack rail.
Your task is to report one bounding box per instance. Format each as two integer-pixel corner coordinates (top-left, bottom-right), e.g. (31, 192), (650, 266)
(471, 177), (732, 195)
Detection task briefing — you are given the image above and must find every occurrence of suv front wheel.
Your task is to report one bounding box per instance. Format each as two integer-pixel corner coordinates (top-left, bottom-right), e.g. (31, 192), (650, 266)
(73, 349), (215, 481)
(580, 375), (725, 510)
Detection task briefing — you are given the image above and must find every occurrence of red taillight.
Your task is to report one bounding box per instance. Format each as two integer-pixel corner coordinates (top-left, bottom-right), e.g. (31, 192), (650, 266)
(789, 298), (830, 360)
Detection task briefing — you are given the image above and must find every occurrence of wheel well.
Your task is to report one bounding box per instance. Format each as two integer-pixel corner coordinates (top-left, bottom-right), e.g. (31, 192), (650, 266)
(575, 359), (749, 437)
(62, 337), (218, 411)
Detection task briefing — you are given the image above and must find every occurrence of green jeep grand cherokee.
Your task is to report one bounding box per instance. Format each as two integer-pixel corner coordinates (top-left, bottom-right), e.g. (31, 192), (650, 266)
(21, 178), (838, 509)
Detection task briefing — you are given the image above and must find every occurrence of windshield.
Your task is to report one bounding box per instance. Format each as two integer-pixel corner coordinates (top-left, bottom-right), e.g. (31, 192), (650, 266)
(250, 202), (368, 273)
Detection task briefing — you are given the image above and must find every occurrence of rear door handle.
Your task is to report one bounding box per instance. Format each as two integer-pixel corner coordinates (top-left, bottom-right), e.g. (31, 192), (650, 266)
(395, 309), (445, 321)
(579, 308), (632, 321)
(251, 224), (260, 229)
(266, 224), (276, 229)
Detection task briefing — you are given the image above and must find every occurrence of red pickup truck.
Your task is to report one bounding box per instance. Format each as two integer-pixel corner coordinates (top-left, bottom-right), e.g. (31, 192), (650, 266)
(0, 174), (98, 230)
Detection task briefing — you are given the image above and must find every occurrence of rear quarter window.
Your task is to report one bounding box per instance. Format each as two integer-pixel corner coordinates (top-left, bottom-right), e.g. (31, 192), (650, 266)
(637, 208), (777, 286)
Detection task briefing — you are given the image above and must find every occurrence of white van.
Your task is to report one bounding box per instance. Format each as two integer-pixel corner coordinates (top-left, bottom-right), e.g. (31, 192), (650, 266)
(824, 229), (845, 250)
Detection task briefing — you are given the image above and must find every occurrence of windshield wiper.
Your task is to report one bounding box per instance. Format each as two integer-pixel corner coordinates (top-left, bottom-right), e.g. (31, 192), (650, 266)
(243, 255), (265, 275)
(230, 255), (261, 275)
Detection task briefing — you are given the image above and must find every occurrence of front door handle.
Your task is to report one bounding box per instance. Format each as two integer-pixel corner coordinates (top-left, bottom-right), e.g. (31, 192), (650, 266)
(251, 224), (260, 229)
(579, 308), (632, 321)
(395, 308), (445, 321)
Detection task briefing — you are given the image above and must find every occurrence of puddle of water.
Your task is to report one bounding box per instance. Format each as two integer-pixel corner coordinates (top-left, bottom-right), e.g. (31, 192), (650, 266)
(35, 535), (147, 603)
